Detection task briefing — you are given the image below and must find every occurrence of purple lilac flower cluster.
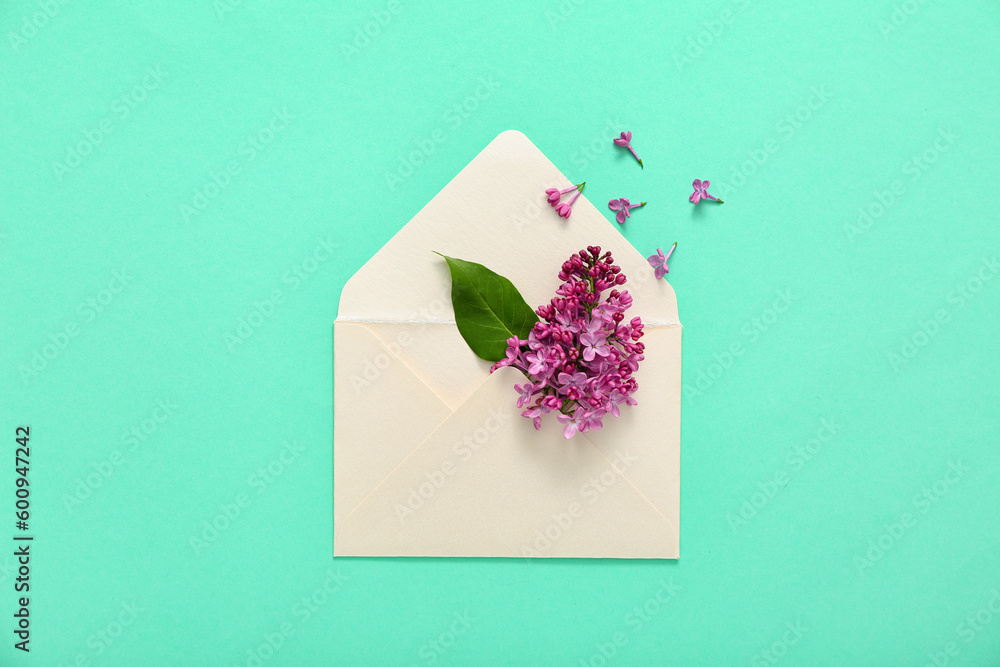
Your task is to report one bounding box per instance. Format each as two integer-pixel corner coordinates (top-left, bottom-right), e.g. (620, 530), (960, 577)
(490, 246), (645, 439)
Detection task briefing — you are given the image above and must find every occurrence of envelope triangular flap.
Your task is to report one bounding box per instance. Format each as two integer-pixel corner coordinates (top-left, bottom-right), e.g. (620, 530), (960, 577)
(583, 325), (682, 546)
(336, 130), (679, 329)
(335, 131), (680, 409)
(333, 323), (453, 530)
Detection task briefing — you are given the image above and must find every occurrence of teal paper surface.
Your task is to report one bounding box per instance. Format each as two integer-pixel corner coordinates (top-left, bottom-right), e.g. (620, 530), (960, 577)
(2, 1), (999, 664)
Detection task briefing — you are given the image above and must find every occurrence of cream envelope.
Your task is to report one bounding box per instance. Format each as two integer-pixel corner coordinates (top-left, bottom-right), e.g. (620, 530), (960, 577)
(334, 130), (681, 558)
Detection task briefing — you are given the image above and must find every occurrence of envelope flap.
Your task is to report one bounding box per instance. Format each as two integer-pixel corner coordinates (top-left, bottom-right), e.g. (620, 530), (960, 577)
(582, 326), (681, 533)
(333, 322), (453, 528)
(336, 130), (679, 329)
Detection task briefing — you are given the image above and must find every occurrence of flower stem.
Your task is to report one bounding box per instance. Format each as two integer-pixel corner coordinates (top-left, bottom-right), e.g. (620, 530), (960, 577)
(626, 145), (642, 167)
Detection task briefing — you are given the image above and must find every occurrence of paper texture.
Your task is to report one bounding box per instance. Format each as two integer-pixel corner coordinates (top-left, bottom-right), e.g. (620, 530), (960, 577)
(334, 130), (680, 558)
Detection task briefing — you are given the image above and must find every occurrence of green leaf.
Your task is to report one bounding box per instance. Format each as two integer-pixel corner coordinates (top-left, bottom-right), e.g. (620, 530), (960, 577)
(436, 253), (539, 362)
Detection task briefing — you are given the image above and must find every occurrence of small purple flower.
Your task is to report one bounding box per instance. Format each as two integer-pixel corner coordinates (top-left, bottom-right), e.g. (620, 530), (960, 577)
(579, 319), (610, 362)
(606, 388), (637, 418)
(526, 328), (545, 350)
(545, 182), (584, 207)
(504, 337), (521, 361)
(556, 409), (587, 439)
(590, 307), (613, 327)
(522, 406), (543, 430)
(690, 179), (723, 204)
(555, 189), (583, 219)
(579, 409), (606, 433)
(515, 383), (535, 409)
(540, 394), (563, 411)
(613, 131), (643, 168)
(647, 243), (677, 280)
(491, 336), (526, 372)
(525, 348), (549, 375)
(608, 198), (646, 225)
(623, 352), (643, 373)
(557, 371), (588, 395)
(554, 309), (582, 333)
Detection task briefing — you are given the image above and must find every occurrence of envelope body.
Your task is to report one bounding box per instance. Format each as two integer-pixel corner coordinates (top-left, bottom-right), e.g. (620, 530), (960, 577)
(334, 131), (680, 558)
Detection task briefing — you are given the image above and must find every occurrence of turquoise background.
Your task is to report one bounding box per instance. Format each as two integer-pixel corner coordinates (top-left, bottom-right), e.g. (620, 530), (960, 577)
(2, 0), (999, 664)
